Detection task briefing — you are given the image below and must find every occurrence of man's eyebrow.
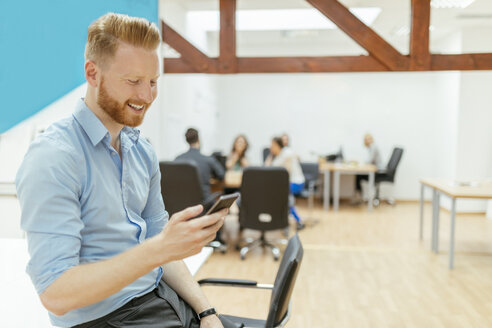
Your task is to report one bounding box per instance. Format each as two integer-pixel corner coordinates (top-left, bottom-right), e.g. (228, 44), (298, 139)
(121, 74), (161, 80)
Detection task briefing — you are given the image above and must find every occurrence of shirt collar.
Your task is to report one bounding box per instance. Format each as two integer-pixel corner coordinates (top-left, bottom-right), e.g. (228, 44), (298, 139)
(73, 99), (109, 146)
(73, 98), (140, 147)
(122, 126), (140, 145)
(121, 127), (141, 154)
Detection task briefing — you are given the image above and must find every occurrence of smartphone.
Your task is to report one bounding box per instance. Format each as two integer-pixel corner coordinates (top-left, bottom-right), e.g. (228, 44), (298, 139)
(189, 192), (240, 220)
(204, 192), (240, 215)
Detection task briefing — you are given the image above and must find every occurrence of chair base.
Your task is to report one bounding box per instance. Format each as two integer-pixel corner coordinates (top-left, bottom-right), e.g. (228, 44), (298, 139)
(301, 217), (319, 228)
(208, 240), (227, 254)
(373, 197), (396, 207)
(238, 232), (285, 261)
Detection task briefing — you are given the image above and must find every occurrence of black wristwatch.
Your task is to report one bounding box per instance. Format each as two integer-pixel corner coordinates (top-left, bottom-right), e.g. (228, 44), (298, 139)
(198, 307), (218, 320)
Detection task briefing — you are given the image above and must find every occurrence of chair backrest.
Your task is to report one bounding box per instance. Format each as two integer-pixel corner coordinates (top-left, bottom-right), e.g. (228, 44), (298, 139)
(211, 151), (227, 170)
(300, 162), (319, 186)
(385, 147), (404, 180)
(239, 167), (289, 231)
(159, 161), (204, 216)
(266, 234), (304, 327)
(325, 147), (344, 162)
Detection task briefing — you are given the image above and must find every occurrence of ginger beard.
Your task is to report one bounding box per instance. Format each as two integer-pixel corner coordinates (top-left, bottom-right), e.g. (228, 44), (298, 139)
(97, 76), (150, 127)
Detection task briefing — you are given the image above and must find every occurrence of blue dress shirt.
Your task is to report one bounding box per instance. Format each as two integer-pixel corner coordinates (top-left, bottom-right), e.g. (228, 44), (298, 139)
(15, 99), (168, 327)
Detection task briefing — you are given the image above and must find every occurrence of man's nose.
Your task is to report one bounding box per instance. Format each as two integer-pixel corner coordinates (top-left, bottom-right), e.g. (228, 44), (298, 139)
(138, 83), (153, 103)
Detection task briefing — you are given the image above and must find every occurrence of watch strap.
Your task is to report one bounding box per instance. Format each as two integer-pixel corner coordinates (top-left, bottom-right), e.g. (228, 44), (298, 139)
(198, 307), (217, 320)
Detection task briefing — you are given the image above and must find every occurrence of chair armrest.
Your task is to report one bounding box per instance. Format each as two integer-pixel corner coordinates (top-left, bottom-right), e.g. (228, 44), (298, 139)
(198, 278), (273, 290)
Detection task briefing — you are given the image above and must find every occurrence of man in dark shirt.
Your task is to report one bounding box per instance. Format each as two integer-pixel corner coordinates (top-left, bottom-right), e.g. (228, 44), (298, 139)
(175, 128), (225, 206)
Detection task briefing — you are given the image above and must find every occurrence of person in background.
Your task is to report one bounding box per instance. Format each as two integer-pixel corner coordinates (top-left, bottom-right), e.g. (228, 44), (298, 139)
(281, 133), (290, 148)
(266, 137), (306, 230)
(176, 128), (225, 204)
(354, 133), (382, 203)
(226, 135), (249, 171)
(363, 133), (382, 168)
(176, 128), (228, 247)
(265, 133), (287, 165)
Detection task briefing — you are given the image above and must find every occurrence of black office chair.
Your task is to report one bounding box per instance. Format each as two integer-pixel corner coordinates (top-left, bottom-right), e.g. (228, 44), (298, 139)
(298, 162), (320, 211)
(159, 161), (205, 216)
(238, 167), (290, 261)
(199, 234), (303, 328)
(325, 147), (344, 162)
(212, 151), (227, 171)
(296, 162), (320, 226)
(159, 161), (225, 251)
(362, 147), (404, 206)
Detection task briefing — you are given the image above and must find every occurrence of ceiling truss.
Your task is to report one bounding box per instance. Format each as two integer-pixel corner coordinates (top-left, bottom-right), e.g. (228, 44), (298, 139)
(162, 0), (492, 73)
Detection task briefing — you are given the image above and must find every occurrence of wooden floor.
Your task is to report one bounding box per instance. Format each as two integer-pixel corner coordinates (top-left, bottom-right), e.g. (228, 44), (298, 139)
(195, 201), (492, 328)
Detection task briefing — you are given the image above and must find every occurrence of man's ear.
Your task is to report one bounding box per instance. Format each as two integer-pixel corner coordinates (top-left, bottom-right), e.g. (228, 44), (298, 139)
(85, 60), (99, 88)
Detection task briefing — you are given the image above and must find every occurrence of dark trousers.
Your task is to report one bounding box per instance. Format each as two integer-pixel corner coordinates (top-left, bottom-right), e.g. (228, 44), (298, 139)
(73, 280), (235, 328)
(355, 174), (366, 192)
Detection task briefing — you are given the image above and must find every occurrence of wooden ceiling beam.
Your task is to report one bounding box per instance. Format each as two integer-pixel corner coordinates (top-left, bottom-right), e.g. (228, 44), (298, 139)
(163, 54), (492, 73)
(237, 56), (389, 73)
(410, 0), (431, 70)
(163, 58), (197, 73)
(431, 54), (492, 71)
(163, 58), (220, 74)
(161, 21), (217, 73)
(306, 0), (409, 71)
(165, 56), (388, 74)
(219, 0), (237, 73)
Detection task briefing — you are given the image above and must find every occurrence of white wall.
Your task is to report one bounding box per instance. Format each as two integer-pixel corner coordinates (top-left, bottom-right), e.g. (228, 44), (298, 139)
(452, 27), (492, 213)
(453, 70), (492, 212)
(457, 27), (492, 184)
(209, 72), (459, 200)
(159, 75), (220, 159)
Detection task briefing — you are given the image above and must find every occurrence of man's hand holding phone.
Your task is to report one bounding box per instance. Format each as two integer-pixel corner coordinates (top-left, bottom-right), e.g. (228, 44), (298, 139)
(151, 204), (227, 265)
(194, 193), (240, 219)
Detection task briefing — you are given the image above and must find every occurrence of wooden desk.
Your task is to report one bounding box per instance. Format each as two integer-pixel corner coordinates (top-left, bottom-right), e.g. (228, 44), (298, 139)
(223, 165), (377, 212)
(210, 171), (242, 192)
(0, 238), (212, 327)
(419, 179), (492, 269)
(224, 170), (242, 188)
(319, 162), (377, 212)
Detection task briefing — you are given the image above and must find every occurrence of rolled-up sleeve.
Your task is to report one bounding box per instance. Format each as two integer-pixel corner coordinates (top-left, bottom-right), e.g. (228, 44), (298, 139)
(16, 137), (83, 295)
(141, 149), (168, 239)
